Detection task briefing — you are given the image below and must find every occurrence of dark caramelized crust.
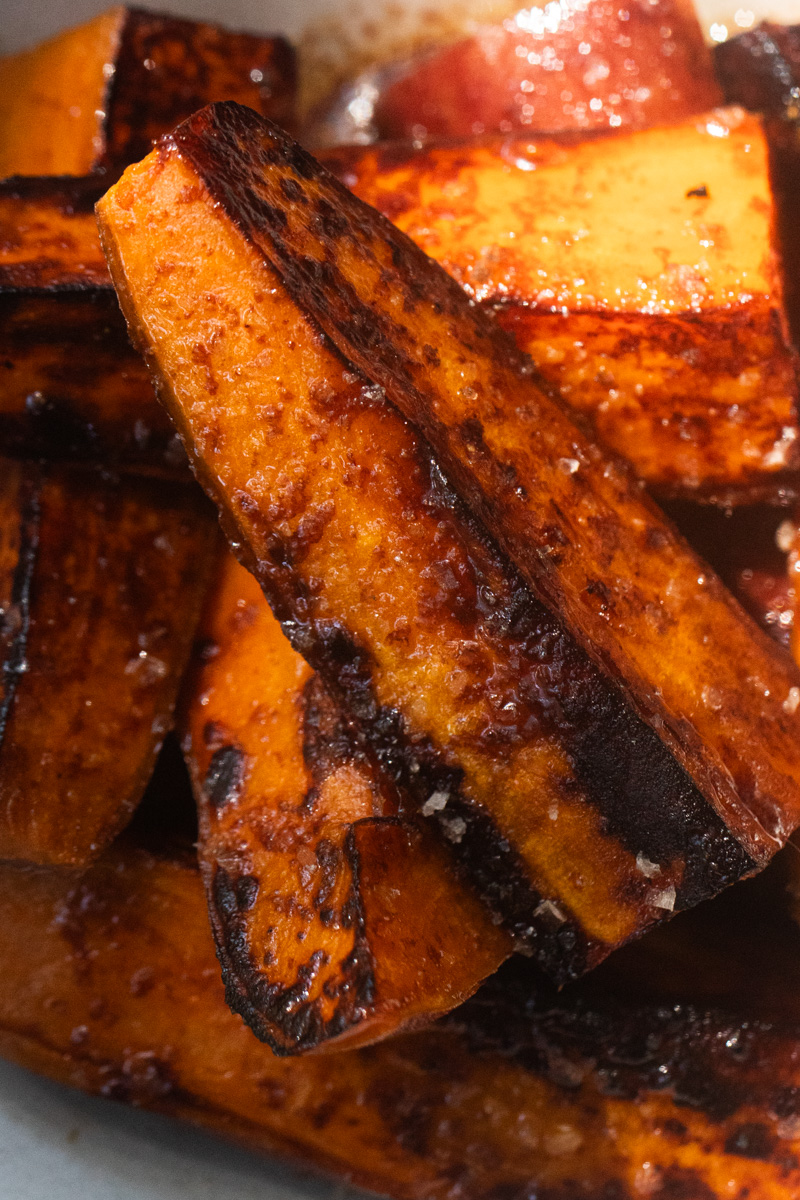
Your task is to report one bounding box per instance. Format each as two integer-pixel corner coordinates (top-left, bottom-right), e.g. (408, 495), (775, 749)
(4, 842), (800, 1197)
(101, 8), (296, 170)
(121, 102), (800, 867)
(0, 6), (296, 180)
(714, 27), (800, 366)
(0, 461), (216, 867)
(181, 554), (508, 1053)
(98, 128), (755, 981)
(325, 116), (800, 500)
(0, 177), (181, 469)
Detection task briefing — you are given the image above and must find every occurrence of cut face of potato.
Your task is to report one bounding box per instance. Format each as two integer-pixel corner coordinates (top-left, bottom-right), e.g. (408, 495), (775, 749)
(97, 111), (774, 987)
(325, 110), (799, 500)
(0, 6), (295, 179)
(0, 460), (216, 867)
(180, 553), (509, 1053)
(3, 839), (800, 1198)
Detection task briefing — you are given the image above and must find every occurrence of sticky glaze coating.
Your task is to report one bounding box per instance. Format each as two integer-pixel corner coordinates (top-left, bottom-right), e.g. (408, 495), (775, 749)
(129, 101), (800, 865)
(0, 6), (296, 180)
(325, 113), (800, 500)
(0, 459), (216, 867)
(98, 128), (755, 980)
(4, 841), (800, 1198)
(180, 553), (508, 1053)
(0, 177), (182, 469)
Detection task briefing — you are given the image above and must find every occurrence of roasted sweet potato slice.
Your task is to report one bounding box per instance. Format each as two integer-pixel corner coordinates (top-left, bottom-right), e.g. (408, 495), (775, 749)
(0, 6), (295, 179)
(0, 176), (179, 468)
(668, 502), (796, 650)
(109, 103), (800, 866)
(98, 115), (765, 985)
(0, 9), (122, 179)
(0, 460), (216, 867)
(310, 0), (720, 145)
(715, 26), (800, 353)
(5, 840), (800, 1198)
(325, 110), (799, 500)
(180, 553), (509, 1053)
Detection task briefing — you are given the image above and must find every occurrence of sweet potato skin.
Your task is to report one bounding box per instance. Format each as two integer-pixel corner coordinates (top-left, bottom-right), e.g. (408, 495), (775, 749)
(324, 113), (800, 500)
(0, 461), (216, 867)
(311, 0), (720, 145)
(0, 177), (181, 469)
(4, 843), (800, 1199)
(181, 553), (509, 1053)
(715, 26), (800, 356)
(0, 7), (296, 180)
(98, 135), (757, 980)
(134, 102), (800, 866)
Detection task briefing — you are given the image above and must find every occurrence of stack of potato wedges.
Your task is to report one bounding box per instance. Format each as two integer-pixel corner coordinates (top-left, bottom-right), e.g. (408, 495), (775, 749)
(7, 3), (800, 1197)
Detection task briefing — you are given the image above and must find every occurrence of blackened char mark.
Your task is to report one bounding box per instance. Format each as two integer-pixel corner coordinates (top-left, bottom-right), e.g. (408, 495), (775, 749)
(210, 862), (374, 1054)
(0, 174), (106, 214)
(204, 743), (245, 810)
(103, 13), (296, 172)
(301, 672), (376, 797)
(715, 24), (800, 119)
(422, 446), (754, 911)
(0, 464), (41, 746)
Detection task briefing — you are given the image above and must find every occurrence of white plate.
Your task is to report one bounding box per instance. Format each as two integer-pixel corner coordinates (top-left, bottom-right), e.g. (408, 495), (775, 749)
(2, 0), (800, 1196)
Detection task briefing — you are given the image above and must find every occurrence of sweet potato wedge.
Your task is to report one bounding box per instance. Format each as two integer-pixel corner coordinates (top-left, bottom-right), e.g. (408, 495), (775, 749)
(109, 103), (800, 867)
(5, 839), (800, 1198)
(0, 6), (295, 179)
(180, 552), (509, 1053)
(98, 114), (763, 984)
(0, 176), (179, 468)
(310, 0), (720, 145)
(0, 460), (216, 867)
(325, 110), (800, 500)
(715, 26), (800, 352)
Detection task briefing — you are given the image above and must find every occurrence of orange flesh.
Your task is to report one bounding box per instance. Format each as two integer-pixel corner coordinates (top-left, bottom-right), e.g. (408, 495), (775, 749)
(181, 553), (508, 1052)
(326, 110), (799, 497)
(0, 9), (123, 177)
(98, 132), (759, 982)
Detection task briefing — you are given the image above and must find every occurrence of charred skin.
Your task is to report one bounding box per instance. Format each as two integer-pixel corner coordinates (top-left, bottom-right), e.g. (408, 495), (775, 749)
(0, 176), (183, 470)
(99, 133), (755, 981)
(112, 101), (800, 867)
(0, 460), (217, 867)
(181, 554), (508, 1053)
(325, 114), (799, 501)
(715, 27), (800, 359)
(4, 841), (800, 1198)
(0, 6), (296, 179)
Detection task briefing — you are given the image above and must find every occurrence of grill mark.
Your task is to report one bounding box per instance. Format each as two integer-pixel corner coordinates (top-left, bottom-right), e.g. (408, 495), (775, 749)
(0, 466), (41, 747)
